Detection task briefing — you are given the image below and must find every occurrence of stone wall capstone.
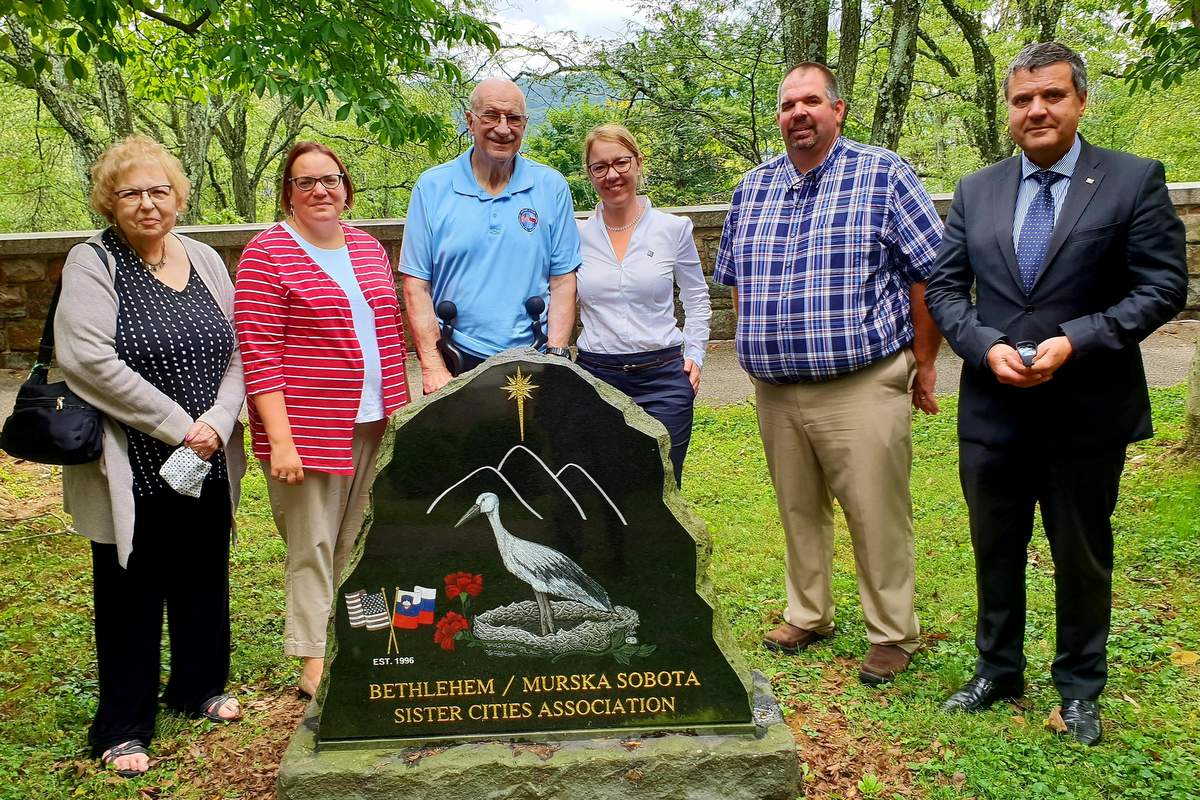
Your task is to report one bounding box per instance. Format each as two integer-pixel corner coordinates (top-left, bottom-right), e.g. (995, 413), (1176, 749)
(0, 186), (1197, 369)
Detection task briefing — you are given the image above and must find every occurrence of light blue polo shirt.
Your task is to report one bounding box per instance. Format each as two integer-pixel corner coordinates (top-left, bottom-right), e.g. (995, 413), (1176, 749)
(399, 147), (581, 358)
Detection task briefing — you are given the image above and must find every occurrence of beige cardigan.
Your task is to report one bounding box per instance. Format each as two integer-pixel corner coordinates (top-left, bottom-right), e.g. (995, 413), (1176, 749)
(55, 232), (246, 567)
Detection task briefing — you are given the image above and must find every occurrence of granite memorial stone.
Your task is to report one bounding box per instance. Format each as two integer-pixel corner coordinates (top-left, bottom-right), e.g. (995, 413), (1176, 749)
(318, 352), (754, 746)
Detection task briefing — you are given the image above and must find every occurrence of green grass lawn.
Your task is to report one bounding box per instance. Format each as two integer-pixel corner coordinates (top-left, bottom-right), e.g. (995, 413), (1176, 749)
(1, 387), (1197, 799)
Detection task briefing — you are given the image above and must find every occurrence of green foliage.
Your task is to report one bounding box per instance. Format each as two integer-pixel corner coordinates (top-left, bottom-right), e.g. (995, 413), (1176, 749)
(1119, 0), (1200, 90)
(0, 0), (500, 149)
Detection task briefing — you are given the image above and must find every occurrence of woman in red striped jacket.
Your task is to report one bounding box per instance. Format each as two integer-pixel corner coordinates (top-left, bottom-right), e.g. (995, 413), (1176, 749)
(234, 142), (409, 698)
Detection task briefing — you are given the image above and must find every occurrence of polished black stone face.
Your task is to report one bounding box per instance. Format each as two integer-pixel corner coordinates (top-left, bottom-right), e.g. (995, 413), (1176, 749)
(318, 357), (751, 745)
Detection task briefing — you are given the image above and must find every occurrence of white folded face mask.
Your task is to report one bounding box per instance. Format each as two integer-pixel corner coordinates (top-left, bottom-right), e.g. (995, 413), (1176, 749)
(159, 446), (212, 497)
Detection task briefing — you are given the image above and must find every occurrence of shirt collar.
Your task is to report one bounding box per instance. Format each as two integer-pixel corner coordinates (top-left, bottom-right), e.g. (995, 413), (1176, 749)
(778, 135), (846, 189)
(1021, 134), (1080, 181)
(452, 146), (535, 199)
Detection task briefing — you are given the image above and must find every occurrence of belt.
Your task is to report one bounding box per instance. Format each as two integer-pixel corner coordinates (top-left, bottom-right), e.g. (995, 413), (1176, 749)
(576, 353), (682, 373)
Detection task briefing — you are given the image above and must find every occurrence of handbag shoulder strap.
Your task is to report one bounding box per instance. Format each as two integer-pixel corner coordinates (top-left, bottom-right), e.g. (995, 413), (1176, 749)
(35, 240), (109, 375)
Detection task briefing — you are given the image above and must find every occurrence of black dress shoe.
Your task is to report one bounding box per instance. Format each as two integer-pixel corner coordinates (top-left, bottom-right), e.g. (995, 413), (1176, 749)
(1059, 699), (1102, 746)
(941, 676), (1022, 713)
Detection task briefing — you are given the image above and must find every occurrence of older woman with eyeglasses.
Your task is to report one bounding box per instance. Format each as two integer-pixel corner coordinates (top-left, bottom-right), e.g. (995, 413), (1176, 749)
(53, 135), (246, 778)
(234, 141), (409, 699)
(575, 124), (711, 485)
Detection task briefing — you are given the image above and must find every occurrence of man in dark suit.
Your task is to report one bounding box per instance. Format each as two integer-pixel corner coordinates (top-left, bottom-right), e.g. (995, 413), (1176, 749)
(925, 42), (1187, 745)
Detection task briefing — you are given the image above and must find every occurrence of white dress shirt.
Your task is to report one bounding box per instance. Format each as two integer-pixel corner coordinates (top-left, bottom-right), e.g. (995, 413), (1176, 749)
(576, 199), (712, 366)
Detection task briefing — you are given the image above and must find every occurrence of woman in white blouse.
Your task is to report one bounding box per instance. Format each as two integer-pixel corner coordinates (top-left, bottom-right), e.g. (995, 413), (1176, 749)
(575, 124), (711, 485)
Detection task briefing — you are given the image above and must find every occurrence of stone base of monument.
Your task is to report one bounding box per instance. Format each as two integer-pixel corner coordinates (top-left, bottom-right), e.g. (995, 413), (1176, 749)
(277, 671), (801, 800)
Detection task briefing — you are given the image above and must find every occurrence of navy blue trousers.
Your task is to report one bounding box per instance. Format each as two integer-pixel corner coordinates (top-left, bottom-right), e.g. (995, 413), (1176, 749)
(576, 346), (695, 486)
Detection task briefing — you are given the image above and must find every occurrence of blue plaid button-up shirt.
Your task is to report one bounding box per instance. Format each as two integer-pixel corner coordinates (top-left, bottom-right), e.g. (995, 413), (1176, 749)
(714, 137), (942, 383)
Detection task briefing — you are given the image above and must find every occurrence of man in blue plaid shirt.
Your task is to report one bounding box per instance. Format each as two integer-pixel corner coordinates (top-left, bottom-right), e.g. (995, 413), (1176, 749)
(714, 62), (943, 685)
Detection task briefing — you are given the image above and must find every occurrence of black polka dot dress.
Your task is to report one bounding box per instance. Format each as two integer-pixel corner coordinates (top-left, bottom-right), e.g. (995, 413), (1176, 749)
(107, 228), (235, 497)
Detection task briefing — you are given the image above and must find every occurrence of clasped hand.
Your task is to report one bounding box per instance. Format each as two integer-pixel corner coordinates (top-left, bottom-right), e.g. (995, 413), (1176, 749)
(183, 421), (221, 460)
(986, 336), (1073, 388)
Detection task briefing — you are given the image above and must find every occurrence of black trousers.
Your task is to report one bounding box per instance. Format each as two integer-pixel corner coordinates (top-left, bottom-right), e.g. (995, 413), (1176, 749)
(88, 479), (232, 756)
(576, 346), (695, 486)
(959, 441), (1126, 700)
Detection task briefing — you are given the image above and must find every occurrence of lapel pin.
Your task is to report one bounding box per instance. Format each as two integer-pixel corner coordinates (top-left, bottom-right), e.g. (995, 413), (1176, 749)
(647, 250), (654, 257)
(1085, 177), (1095, 184)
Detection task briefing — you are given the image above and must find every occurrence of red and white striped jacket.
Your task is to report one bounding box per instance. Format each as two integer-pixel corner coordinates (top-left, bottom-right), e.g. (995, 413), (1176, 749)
(234, 223), (409, 474)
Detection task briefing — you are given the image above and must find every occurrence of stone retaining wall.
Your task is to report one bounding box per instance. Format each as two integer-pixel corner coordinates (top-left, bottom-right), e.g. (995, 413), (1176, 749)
(1, 186), (1197, 369)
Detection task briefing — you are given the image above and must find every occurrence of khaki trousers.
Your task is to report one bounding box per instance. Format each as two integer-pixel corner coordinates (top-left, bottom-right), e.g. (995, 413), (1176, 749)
(754, 349), (920, 652)
(264, 420), (386, 657)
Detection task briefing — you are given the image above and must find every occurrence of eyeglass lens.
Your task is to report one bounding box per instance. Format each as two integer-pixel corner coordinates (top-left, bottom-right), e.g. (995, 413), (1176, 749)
(588, 157), (634, 178)
(115, 185), (173, 202)
(291, 174), (344, 191)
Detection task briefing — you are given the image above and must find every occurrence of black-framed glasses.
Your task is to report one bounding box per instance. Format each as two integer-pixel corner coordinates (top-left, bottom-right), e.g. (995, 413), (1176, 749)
(587, 157), (636, 179)
(473, 110), (529, 128)
(288, 173), (345, 192)
(114, 184), (173, 203)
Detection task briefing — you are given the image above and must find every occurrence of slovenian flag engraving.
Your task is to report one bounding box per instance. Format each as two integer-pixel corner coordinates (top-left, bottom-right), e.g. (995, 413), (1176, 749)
(392, 586), (437, 629)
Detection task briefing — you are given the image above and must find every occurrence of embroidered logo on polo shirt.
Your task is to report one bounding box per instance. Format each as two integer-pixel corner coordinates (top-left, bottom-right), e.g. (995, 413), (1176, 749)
(518, 207), (539, 232)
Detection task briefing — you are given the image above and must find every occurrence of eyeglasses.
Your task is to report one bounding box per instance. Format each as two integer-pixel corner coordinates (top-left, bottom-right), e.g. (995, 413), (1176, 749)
(287, 173), (345, 192)
(586, 157), (636, 179)
(114, 185), (173, 204)
(473, 110), (529, 128)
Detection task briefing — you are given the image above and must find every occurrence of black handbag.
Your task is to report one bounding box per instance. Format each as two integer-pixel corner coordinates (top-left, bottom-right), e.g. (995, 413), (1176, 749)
(0, 242), (106, 465)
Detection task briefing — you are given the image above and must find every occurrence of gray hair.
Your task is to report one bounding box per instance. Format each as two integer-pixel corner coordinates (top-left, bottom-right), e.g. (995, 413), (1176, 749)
(1002, 42), (1088, 98)
(778, 62), (841, 110)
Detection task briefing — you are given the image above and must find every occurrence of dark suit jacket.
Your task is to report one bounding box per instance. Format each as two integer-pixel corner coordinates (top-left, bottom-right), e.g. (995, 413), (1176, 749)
(926, 139), (1187, 450)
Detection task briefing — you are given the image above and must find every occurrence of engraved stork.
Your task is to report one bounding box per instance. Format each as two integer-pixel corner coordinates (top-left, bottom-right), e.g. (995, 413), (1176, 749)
(456, 492), (613, 635)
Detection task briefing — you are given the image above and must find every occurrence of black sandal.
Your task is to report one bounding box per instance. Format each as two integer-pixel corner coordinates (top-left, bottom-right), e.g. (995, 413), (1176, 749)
(199, 693), (242, 723)
(100, 739), (149, 778)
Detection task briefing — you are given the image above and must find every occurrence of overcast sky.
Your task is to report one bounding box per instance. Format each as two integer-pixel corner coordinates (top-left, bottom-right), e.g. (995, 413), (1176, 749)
(494, 0), (644, 41)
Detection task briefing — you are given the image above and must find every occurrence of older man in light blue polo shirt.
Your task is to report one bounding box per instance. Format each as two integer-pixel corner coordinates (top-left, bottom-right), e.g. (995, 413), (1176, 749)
(401, 78), (581, 394)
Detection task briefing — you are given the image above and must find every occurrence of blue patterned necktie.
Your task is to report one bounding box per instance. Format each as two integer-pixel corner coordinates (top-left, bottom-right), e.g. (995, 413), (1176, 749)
(1016, 170), (1064, 294)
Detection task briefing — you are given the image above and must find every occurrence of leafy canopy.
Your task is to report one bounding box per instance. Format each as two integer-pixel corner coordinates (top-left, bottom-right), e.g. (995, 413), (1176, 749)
(0, 0), (500, 148)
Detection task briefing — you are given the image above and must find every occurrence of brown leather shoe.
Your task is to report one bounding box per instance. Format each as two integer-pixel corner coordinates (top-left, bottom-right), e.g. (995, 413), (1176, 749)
(859, 644), (913, 685)
(762, 622), (830, 655)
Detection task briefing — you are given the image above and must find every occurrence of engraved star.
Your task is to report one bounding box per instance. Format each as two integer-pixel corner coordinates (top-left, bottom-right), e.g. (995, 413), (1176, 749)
(501, 367), (539, 442)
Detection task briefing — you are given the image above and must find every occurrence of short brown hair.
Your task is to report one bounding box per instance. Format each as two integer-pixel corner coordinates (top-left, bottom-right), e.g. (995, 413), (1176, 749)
(779, 62), (841, 108)
(89, 135), (190, 224)
(279, 141), (355, 215)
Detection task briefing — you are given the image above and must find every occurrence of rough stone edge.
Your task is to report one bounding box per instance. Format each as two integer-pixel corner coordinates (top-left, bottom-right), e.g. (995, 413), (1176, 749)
(315, 349), (754, 726)
(280, 671), (799, 800)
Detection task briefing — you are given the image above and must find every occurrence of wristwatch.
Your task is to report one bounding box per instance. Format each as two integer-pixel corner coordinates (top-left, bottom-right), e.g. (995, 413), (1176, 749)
(546, 346), (572, 359)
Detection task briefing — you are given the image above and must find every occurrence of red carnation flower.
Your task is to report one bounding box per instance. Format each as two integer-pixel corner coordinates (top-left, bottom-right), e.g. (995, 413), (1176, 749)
(444, 571), (484, 599)
(434, 611), (470, 651)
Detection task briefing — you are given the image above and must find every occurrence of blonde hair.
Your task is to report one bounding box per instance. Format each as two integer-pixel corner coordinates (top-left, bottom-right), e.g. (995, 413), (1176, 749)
(89, 134), (190, 223)
(583, 124), (645, 186)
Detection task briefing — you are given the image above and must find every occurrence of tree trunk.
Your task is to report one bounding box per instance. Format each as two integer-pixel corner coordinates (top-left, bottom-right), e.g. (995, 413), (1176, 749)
(836, 0), (862, 97)
(870, 0), (920, 150)
(1187, 341), (1200, 452)
(2, 21), (102, 210)
(176, 99), (220, 223)
(95, 61), (133, 137)
(779, 0), (830, 66)
(941, 0), (1006, 164)
(216, 100), (254, 221)
(1020, 0), (1067, 42)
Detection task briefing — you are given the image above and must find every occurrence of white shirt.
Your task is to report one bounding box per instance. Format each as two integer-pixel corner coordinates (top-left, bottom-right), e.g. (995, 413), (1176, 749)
(282, 222), (384, 422)
(576, 199), (712, 365)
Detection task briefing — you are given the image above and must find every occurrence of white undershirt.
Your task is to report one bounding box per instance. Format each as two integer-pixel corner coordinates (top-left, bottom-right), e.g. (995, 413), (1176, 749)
(282, 223), (384, 422)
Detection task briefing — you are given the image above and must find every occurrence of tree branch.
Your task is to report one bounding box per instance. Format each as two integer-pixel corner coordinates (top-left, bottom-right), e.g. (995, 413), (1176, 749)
(137, 8), (213, 35)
